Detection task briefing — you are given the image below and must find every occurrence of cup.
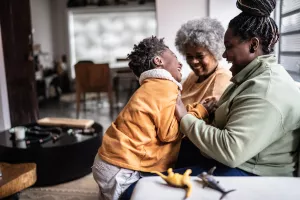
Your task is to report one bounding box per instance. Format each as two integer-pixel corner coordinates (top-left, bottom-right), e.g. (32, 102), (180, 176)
(16, 140), (26, 148)
(14, 126), (26, 140)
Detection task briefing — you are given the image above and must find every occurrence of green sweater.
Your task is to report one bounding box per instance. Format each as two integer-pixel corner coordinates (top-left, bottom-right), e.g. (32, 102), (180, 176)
(180, 55), (300, 176)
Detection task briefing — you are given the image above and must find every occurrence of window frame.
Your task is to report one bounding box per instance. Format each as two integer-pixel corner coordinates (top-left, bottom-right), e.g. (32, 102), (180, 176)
(277, 0), (300, 82)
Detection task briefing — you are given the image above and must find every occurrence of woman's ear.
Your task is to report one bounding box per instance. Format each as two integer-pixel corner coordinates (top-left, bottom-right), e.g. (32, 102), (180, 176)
(250, 37), (260, 53)
(152, 56), (164, 68)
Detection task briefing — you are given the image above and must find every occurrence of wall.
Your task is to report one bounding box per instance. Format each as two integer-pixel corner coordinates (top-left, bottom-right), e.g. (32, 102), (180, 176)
(50, 0), (69, 61)
(209, 0), (240, 29)
(156, 0), (208, 79)
(30, 0), (54, 55)
(0, 27), (11, 130)
(209, 0), (241, 69)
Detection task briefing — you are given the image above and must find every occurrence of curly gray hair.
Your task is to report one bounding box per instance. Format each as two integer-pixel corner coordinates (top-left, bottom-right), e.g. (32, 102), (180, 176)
(175, 17), (225, 61)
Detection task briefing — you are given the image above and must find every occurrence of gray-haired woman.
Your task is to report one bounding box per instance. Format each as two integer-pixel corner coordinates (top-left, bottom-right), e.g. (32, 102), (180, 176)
(175, 17), (231, 106)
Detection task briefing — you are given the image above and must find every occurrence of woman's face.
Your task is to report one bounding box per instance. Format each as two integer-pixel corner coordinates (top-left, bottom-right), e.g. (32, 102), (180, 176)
(222, 28), (256, 76)
(185, 46), (218, 77)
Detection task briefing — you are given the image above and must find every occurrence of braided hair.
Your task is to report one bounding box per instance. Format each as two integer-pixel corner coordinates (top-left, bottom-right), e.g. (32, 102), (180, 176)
(228, 0), (279, 54)
(127, 36), (168, 77)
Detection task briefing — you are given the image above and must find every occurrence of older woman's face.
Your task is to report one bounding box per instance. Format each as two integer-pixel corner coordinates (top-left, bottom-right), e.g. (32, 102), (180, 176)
(222, 28), (255, 76)
(185, 46), (218, 77)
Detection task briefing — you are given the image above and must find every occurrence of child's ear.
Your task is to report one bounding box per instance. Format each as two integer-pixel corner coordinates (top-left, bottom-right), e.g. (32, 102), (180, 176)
(153, 56), (163, 67)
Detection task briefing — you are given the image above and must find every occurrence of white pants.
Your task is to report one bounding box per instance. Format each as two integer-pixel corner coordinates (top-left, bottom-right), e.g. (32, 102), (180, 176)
(92, 155), (141, 200)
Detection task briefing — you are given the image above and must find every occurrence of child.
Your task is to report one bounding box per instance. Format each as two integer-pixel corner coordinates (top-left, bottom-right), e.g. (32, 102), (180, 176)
(92, 36), (214, 200)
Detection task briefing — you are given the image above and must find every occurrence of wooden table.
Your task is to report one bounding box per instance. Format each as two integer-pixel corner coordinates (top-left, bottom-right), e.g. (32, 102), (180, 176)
(0, 162), (36, 199)
(131, 176), (300, 200)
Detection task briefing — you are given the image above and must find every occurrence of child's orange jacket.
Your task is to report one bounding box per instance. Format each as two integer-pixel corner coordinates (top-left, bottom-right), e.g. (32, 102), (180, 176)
(98, 69), (207, 172)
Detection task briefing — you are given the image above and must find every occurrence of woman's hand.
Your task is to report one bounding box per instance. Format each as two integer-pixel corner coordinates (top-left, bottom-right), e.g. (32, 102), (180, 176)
(201, 96), (218, 114)
(175, 94), (187, 121)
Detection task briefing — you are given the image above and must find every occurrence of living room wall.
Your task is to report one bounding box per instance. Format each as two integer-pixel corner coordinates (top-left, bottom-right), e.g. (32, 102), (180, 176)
(30, 0), (54, 56)
(30, 0), (69, 61)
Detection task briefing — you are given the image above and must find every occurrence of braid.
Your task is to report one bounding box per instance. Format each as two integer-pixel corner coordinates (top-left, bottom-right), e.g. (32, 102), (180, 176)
(229, 0), (279, 54)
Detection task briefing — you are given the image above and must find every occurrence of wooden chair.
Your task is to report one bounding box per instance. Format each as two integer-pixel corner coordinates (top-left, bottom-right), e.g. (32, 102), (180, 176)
(113, 59), (139, 108)
(75, 62), (113, 118)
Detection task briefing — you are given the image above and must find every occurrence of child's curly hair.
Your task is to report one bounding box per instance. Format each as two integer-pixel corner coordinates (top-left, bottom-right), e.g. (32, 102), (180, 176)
(127, 36), (168, 77)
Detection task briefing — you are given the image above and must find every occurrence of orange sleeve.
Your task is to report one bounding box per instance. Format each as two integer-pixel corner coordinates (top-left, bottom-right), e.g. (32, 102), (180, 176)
(186, 103), (208, 119)
(155, 99), (182, 143)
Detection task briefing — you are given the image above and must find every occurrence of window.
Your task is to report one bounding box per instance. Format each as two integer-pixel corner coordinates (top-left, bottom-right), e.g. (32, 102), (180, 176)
(68, 6), (157, 78)
(277, 0), (300, 81)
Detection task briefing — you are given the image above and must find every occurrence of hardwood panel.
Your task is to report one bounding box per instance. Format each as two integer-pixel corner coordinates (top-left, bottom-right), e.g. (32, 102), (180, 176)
(0, 0), (39, 126)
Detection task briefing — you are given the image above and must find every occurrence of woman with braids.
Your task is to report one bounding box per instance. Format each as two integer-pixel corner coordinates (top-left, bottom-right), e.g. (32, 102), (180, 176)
(92, 36), (216, 200)
(175, 0), (300, 177)
(175, 17), (232, 106)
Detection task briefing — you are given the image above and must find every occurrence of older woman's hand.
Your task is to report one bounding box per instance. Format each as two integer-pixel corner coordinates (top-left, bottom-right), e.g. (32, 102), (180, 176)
(201, 96), (218, 114)
(175, 94), (187, 121)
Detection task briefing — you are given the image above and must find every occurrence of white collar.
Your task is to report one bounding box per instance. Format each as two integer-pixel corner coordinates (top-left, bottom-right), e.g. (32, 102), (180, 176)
(139, 69), (182, 91)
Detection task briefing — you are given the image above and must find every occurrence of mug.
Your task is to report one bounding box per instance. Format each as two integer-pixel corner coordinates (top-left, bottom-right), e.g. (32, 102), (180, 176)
(16, 140), (26, 148)
(14, 126), (26, 140)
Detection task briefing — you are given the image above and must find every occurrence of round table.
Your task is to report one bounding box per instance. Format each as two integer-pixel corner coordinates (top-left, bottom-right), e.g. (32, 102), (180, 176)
(0, 122), (102, 186)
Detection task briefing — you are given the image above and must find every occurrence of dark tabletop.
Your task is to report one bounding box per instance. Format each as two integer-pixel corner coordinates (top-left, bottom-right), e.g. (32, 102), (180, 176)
(0, 122), (103, 149)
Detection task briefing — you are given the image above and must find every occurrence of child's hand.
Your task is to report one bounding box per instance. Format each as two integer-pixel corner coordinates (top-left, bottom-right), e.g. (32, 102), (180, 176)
(175, 94), (187, 121)
(201, 97), (218, 114)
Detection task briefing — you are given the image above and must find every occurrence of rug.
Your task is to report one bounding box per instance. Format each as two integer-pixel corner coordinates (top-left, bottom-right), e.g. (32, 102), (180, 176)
(20, 173), (98, 200)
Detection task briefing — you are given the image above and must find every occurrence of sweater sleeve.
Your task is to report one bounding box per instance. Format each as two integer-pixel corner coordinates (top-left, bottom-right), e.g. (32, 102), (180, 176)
(155, 101), (182, 143)
(180, 96), (284, 168)
(186, 103), (208, 119)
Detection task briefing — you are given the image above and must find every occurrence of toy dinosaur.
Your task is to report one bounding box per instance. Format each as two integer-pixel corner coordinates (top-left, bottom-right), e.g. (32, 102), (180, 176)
(151, 168), (192, 198)
(198, 167), (236, 200)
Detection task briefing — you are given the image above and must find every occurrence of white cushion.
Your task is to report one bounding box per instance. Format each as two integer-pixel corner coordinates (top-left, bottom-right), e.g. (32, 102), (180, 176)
(131, 176), (300, 200)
